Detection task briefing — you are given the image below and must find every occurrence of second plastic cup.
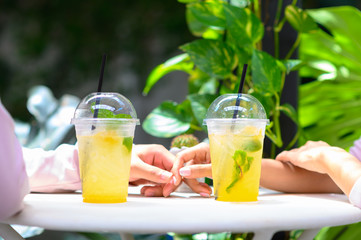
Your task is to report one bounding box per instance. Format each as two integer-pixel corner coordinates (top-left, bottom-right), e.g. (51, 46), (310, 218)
(72, 92), (139, 203)
(204, 94), (268, 202)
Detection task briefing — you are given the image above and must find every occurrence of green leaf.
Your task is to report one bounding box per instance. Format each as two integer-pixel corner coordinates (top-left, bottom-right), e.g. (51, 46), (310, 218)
(94, 109), (115, 118)
(226, 150), (254, 193)
(226, 150), (244, 193)
(285, 5), (318, 33)
(188, 68), (214, 94)
(142, 100), (193, 138)
(187, 93), (217, 127)
(198, 78), (218, 94)
(279, 103), (299, 124)
(300, 31), (361, 81)
(229, 0), (251, 8)
(122, 137), (133, 152)
(299, 7), (361, 81)
(282, 59), (303, 74)
(315, 222), (361, 240)
(224, 4), (264, 46)
(180, 39), (237, 79)
(307, 6), (361, 56)
(299, 80), (361, 148)
(244, 156), (254, 172)
(297, 6), (361, 149)
(202, 28), (223, 40)
(91, 103), (132, 119)
(187, 1), (226, 28)
(241, 138), (262, 152)
(186, 5), (210, 37)
(250, 91), (273, 118)
(143, 54), (193, 95)
(251, 49), (282, 95)
(114, 114), (132, 119)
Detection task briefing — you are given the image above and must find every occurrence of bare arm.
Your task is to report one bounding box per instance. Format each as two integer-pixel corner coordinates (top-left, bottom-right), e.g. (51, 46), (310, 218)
(261, 159), (342, 194)
(319, 148), (361, 196)
(276, 141), (361, 198)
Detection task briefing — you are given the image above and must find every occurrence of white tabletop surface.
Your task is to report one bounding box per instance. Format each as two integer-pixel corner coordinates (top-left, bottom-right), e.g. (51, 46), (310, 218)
(3, 187), (361, 235)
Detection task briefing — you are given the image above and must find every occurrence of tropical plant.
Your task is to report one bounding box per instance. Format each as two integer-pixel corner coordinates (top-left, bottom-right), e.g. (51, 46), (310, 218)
(297, 6), (361, 240)
(142, 3), (361, 239)
(298, 6), (361, 149)
(142, 0), (314, 157)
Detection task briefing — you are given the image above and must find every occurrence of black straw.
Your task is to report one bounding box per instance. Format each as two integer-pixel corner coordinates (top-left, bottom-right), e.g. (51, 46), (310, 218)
(232, 64), (248, 119)
(92, 54), (107, 130)
(97, 54), (107, 92)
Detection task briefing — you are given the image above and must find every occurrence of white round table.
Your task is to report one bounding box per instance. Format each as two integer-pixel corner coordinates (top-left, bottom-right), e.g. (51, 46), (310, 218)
(1, 187), (361, 240)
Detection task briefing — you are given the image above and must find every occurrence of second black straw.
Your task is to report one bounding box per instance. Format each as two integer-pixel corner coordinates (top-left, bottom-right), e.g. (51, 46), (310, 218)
(232, 63), (248, 119)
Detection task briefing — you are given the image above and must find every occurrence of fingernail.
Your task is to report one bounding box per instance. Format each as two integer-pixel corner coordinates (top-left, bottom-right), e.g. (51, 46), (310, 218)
(200, 192), (210, 198)
(171, 176), (177, 185)
(179, 167), (191, 177)
(160, 171), (173, 180)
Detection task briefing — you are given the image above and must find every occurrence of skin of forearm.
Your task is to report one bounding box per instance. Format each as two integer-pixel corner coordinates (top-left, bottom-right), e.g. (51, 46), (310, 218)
(322, 148), (361, 196)
(260, 159), (342, 194)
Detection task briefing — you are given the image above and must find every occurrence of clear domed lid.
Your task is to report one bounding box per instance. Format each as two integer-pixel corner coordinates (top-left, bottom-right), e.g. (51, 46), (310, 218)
(71, 92), (139, 125)
(203, 94), (269, 124)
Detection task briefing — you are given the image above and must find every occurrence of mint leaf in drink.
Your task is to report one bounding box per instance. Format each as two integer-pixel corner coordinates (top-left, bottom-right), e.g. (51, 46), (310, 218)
(226, 150), (254, 193)
(242, 138), (262, 152)
(123, 137), (133, 152)
(243, 156), (254, 172)
(226, 164), (242, 193)
(91, 103), (132, 119)
(114, 113), (132, 119)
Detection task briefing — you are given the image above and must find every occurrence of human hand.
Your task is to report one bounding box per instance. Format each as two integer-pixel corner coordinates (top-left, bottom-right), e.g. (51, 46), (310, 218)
(163, 143), (212, 197)
(130, 144), (175, 197)
(275, 140), (344, 174)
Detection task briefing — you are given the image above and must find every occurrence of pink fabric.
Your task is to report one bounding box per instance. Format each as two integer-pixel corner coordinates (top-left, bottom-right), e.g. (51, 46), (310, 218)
(350, 137), (361, 162)
(349, 137), (361, 208)
(0, 101), (81, 221)
(0, 102), (29, 220)
(23, 144), (81, 193)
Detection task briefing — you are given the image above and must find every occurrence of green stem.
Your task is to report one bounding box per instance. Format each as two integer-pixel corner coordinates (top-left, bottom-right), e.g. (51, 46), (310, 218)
(265, 96), (284, 157)
(265, 129), (280, 158)
(280, 71), (286, 93)
(274, 0), (299, 58)
(274, 0), (283, 59)
(285, 128), (300, 150)
(273, 94), (283, 148)
(271, 142), (276, 159)
(254, 0), (261, 21)
(285, 33), (301, 60)
(253, 0), (262, 50)
(190, 123), (203, 131)
(265, 129), (279, 145)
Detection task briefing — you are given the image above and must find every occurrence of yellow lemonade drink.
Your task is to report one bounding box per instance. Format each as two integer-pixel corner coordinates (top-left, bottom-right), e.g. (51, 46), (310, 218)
(209, 125), (264, 202)
(77, 129), (133, 203)
(71, 92), (139, 204)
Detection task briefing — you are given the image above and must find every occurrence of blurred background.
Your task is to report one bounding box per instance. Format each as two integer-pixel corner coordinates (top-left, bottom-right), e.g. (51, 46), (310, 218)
(0, 0), (360, 147)
(1, 1), (361, 240)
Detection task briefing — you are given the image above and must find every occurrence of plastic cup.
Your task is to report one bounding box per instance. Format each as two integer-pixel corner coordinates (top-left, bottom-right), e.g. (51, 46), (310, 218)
(203, 94), (269, 202)
(71, 92), (139, 203)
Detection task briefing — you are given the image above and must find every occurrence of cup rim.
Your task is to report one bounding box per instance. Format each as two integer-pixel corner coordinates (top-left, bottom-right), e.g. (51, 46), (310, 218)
(203, 118), (269, 125)
(71, 118), (140, 125)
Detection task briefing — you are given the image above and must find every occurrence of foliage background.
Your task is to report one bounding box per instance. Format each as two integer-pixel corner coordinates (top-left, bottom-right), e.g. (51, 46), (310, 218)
(0, 1), (361, 240)
(0, 0), (359, 148)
